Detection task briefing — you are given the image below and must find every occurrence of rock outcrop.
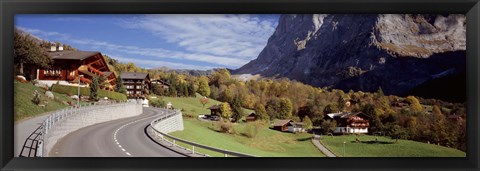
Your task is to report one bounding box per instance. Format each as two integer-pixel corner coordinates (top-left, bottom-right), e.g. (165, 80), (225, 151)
(233, 14), (466, 101)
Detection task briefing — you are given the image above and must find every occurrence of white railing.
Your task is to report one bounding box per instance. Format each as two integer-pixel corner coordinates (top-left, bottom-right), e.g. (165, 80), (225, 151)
(149, 109), (257, 157)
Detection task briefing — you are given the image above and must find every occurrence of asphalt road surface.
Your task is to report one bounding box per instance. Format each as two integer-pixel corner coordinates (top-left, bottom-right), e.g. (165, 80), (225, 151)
(49, 107), (184, 157)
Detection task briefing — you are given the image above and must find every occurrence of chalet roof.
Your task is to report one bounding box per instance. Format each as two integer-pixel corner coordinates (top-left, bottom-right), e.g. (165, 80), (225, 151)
(103, 71), (114, 77)
(273, 119), (293, 127)
(120, 72), (149, 80)
(288, 122), (304, 127)
(326, 112), (370, 119)
(47, 50), (100, 60)
(208, 104), (220, 110)
(152, 79), (171, 86)
(247, 113), (256, 117)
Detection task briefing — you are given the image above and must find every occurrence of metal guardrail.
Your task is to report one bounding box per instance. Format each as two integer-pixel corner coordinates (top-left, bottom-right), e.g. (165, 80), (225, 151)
(20, 100), (140, 157)
(149, 109), (257, 157)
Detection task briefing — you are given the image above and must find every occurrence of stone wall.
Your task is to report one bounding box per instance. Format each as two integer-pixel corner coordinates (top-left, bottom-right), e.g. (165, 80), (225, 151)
(43, 103), (142, 156)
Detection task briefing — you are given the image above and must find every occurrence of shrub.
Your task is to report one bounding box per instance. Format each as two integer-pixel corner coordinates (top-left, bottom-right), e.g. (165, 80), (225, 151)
(31, 90), (41, 105)
(219, 120), (233, 134)
(149, 98), (166, 108)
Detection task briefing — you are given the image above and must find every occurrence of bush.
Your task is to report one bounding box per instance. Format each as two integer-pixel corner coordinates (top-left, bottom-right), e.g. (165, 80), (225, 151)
(51, 84), (127, 101)
(31, 90), (41, 105)
(149, 98), (166, 108)
(219, 120), (233, 134)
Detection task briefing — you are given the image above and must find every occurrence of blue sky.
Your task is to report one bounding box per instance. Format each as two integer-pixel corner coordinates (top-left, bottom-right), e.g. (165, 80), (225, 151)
(15, 14), (279, 70)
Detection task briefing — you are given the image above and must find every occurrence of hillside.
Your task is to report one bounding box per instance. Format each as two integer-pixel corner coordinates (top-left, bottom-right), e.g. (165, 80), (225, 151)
(233, 14), (466, 102)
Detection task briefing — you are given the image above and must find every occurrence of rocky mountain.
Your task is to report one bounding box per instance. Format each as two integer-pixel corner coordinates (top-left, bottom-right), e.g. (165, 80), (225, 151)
(233, 14), (466, 102)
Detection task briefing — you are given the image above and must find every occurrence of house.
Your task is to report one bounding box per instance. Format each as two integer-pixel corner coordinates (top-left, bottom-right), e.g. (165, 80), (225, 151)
(30, 45), (117, 90)
(325, 112), (370, 134)
(151, 79), (170, 90)
(273, 119), (305, 133)
(246, 113), (257, 122)
(207, 104), (221, 116)
(120, 72), (151, 99)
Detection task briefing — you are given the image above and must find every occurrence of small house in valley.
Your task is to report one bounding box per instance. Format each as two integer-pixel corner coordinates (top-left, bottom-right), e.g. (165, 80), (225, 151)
(207, 104), (221, 116)
(273, 119), (305, 133)
(246, 113), (257, 122)
(325, 112), (370, 134)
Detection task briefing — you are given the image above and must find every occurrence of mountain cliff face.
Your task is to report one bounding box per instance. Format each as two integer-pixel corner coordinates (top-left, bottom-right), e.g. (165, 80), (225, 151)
(233, 14), (466, 101)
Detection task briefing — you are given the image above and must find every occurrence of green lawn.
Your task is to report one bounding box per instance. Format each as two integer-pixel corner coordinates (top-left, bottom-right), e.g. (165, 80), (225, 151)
(14, 80), (88, 122)
(320, 134), (466, 157)
(160, 94), (324, 157)
(170, 119), (324, 157)
(162, 94), (254, 117)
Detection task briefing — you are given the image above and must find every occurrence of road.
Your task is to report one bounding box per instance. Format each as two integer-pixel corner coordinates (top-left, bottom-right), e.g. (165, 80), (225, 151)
(15, 113), (51, 156)
(49, 107), (184, 157)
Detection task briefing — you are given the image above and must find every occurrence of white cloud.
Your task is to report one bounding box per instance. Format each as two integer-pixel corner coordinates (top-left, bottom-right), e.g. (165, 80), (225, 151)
(107, 54), (216, 70)
(120, 14), (277, 60)
(17, 27), (70, 40)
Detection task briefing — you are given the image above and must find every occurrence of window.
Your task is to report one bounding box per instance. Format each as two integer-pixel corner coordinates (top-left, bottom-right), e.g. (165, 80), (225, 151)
(136, 85), (142, 89)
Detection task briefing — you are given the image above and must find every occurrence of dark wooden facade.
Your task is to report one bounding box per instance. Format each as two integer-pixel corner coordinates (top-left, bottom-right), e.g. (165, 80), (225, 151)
(120, 72), (151, 99)
(273, 119), (292, 132)
(33, 50), (116, 90)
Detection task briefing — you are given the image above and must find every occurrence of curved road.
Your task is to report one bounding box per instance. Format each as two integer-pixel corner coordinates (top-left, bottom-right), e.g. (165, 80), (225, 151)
(49, 107), (184, 157)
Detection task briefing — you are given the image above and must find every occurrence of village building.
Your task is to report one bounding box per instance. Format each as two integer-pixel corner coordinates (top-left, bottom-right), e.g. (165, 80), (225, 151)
(120, 72), (151, 99)
(30, 45), (117, 90)
(151, 79), (170, 91)
(207, 104), (221, 116)
(272, 119), (305, 133)
(245, 113), (257, 122)
(325, 112), (370, 134)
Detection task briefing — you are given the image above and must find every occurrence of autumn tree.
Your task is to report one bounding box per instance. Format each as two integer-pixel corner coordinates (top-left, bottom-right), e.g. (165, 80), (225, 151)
(302, 115), (313, 130)
(230, 95), (244, 122)
(219, 102), (232, 119)
(266, 97), (293, 119)
(323, 104), (339, 115)
(14, 31), (52, 77)
(254, 103), (269, 121)
(197, 76), (210, 97)
(406, 96), (423, 113)
(200, 96), (209, 107)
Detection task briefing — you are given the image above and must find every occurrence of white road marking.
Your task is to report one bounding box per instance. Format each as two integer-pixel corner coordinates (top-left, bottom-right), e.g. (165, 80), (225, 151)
(112, 108), (166, 157)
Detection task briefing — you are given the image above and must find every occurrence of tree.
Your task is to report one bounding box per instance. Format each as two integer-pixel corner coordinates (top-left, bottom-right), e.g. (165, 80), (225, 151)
(323, 104), (339, 115)
(267, 98), (293, 119)
(219, 102), (232, 119)
(387, 123), (408, 143)
(320, 120), (337, 134)
(90, 75), (106, 101)
(115, 76), (127, 95)
(362, 104), (384, 133)
(152, 84), (165, 96)
(14, 31), (52, 76)
(197, 76), (210, 97)
(188, 82), (196, 97)
(406, 96), (423, 113)
(200, 96), (209, 108)
(230, 95), (244, 122)
(302, 116), (313, 130)
(255, 104), (269, 121)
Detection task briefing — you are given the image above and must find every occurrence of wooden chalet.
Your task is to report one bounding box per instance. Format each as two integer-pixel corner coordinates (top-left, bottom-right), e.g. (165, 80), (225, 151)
(325, 112), (370, 134)
(31, 45), (116, 90)
(120, 72), (151, 99)
(246, 113), (257, 122)
(272, 119), (304, 133)
(151, 79), (170, 90)
(207, 104), (221, 116)
(273, 119), (292, 132)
